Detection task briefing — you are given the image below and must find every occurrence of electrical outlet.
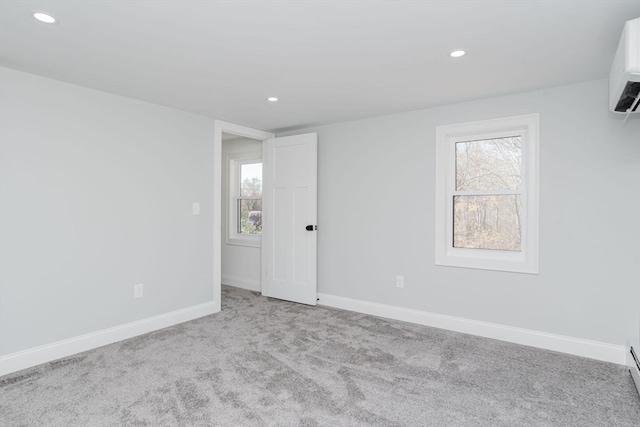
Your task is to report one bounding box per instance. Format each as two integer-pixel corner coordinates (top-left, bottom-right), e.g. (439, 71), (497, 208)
(134, 283), (144, 298)
(396, 275), (404, 288)
(192, 203), (200, 215)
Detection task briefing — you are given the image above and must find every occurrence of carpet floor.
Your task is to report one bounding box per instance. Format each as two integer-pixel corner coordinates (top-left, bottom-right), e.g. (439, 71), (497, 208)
(1, 285), (639, 426)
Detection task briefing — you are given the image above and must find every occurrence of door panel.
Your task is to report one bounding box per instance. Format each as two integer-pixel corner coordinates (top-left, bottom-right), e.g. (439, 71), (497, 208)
(272, 188), (287, 281)
(293, 187), (309, 284)
(274, 144), (307, 179)
(263, 133), (317, 305)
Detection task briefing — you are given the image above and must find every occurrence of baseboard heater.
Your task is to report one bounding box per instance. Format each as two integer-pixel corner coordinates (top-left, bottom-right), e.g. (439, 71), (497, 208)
(630, 347), (640, 397)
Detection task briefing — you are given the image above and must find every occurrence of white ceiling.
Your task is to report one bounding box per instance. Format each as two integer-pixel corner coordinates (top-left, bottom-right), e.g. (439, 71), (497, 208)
(1, 1), (639, 132)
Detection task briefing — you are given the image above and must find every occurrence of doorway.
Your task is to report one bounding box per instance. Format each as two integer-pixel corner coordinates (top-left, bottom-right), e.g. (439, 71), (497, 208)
(221, 132), (263, 291)
(213, 121), (274, 312)
(213, 121), (318, 311)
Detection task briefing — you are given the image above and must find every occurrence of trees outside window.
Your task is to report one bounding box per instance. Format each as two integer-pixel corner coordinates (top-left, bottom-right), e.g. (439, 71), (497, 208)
(237, 164), (262, 234)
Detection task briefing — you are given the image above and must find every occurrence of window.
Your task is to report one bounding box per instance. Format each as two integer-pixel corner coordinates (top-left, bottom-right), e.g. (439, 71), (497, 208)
(228, 157), (262, 245)
(435, 114), (539, 274)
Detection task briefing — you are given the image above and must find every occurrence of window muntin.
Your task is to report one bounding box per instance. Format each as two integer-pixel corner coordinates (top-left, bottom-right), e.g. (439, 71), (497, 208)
(435, 114), (539, 274)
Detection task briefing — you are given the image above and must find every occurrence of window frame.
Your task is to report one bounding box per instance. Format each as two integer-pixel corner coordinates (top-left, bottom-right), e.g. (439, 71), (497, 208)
(226, 155), (263, 247)
(435, 114), (539, 274)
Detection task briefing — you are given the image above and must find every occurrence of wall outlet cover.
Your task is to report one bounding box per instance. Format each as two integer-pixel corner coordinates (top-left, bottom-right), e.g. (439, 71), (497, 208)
(134, 283), (144, 298)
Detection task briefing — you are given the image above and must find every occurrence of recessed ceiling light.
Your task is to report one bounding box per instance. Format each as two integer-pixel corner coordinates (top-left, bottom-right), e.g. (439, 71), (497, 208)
(33, 12), (56, 23)
(450, 50), (466, 58)
(267, 97), (278, 102)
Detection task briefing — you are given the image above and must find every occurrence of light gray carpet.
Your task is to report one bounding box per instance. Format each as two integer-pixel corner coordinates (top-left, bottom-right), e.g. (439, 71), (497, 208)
(1, 286), (639, 426)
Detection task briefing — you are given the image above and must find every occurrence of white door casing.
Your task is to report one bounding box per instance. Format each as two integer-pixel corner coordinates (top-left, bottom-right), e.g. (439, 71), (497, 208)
(262, 133), (318, 305)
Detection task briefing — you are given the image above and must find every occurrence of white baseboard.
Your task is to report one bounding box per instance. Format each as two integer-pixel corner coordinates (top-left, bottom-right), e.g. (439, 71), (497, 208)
(317, 293), (626, 365)
(222, 275), (261, 292)
(0, 301), (217, 377)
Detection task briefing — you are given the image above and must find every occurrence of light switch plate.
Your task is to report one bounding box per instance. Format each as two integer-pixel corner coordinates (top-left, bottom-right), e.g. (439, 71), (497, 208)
(192, 203), (200, 215)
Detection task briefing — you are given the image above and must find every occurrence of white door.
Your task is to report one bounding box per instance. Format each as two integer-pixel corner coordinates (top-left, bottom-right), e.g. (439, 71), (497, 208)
(262, 133), (317, 305)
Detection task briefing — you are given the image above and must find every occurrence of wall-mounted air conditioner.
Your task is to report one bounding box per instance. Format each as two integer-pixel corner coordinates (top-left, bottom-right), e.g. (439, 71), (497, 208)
(609, 17), (640, 115)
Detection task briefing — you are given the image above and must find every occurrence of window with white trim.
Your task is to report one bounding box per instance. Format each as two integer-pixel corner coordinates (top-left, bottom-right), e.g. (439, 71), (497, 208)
(228, 156), (262, 246)
(435, 114), (539, 274)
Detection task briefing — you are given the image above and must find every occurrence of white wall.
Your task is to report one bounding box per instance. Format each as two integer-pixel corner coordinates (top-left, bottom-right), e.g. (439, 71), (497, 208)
(221, 137), (262, 291)
(280, 78), (640, 348)
(2, 66), (638, 365)
(0, 67), (215, 356)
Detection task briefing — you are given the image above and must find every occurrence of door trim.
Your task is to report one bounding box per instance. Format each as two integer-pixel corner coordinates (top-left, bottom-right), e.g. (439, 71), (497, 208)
(213, 120), (274, 312)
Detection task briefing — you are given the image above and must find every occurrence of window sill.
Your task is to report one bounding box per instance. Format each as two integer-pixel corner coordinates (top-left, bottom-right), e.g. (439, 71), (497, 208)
(435, 255), (538, 274)
(226, 235), (261, 248)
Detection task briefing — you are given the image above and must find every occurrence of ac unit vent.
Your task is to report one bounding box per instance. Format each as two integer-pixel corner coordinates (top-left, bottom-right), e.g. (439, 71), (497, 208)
(614, 81), (640, 113)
